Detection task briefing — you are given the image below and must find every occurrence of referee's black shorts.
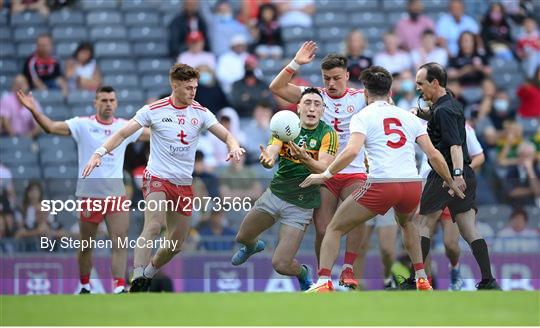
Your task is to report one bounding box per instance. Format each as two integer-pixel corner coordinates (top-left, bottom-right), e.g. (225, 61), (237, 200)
(419, 165), (477, 220)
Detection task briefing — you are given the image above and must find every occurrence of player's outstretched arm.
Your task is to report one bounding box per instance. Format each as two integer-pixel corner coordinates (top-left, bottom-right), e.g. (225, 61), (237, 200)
(269, 41), (317, 103)
(299, 132), (364, 188)
(16, 90), (70, 136)
(259, 144), (280, 169)
(416, 135), (465, 199)
(82, 119), (142, 178)
(208, 123), (246, 162)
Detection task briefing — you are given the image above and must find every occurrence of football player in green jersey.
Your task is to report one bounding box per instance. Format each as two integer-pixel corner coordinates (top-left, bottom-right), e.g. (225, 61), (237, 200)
(231, 87), (338, 291)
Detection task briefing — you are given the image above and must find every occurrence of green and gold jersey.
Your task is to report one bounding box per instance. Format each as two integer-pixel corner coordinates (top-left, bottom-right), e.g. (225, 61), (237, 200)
(269, 120), (338, 209)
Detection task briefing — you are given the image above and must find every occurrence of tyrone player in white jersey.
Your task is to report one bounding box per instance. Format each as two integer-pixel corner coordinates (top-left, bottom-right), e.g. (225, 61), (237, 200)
(300, 66), (464, 292)
(16, 86), (149, 294)
(82, 64), (245, 292)
(270, 41), (368, 288)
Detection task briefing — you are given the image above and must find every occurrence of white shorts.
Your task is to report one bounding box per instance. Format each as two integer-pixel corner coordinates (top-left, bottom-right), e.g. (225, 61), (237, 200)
(366, 208), (397, 228)
(253, 189), (313, 231)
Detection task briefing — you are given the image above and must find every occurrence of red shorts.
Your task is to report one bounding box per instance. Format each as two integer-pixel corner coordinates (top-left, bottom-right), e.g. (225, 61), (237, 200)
(324, 173), (368, 198)
(352, 181), (422, 215)
(80, 196), (129, 224)
(440, 207), (452, 221)
(142, 172), (193, 216)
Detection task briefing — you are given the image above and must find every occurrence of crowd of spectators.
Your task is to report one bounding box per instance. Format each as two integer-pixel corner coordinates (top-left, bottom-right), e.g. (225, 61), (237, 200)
(0, 0), (538, 253)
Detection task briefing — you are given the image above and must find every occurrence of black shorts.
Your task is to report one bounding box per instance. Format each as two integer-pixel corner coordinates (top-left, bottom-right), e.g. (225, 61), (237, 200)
(419, 165), (477, 220)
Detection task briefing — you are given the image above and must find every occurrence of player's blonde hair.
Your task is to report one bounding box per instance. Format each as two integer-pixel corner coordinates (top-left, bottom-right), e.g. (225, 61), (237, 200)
(169, 63), (200, 82)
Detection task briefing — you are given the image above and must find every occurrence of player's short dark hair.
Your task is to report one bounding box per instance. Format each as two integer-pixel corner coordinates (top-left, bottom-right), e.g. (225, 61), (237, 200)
(321, 53), (347, 71)
(510, 207), (528, 221)
(169, 63), (200, 82)
(419, 62), (447, 87)
(360, 66), (392, 97)
(95, 85), (115, 98)
(300, 87), (323, 103)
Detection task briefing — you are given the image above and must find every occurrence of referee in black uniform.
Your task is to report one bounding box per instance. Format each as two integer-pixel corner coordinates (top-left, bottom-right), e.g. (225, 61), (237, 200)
(413, 63), (500, 290)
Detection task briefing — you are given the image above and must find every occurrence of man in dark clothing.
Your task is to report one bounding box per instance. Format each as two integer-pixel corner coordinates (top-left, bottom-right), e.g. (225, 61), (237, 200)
(168, 0), (210, 59)
(412, 62), (500, 290)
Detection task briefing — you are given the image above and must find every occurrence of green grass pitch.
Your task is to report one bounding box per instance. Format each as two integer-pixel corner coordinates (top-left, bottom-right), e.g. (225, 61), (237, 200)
(1, 291), (538, 326)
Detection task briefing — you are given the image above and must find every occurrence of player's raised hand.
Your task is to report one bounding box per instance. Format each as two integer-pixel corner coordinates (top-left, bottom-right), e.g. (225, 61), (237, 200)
(82, 153), (102, 178)
(288, 141), (310, 162)
(299, 173), (327, 188)
(293, 41), (317, 65)
(259, 144), (275, 168)
(16, 90), (38, 113)
(226, 147), (246, 162)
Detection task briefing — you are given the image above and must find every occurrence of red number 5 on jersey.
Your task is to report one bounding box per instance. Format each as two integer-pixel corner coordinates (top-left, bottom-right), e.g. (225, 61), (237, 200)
(384, 118), (406, 149)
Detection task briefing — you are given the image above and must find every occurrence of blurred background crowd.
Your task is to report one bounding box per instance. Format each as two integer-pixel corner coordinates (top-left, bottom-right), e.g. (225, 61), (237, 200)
(0, 0), (538, 256)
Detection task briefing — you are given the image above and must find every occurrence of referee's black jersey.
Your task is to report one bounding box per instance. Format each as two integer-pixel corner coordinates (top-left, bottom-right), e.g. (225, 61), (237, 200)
(427, 93), (471, 169)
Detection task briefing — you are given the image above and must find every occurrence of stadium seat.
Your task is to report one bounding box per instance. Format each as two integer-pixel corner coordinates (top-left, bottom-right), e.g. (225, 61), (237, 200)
(72, 105), (96, 117)
(0, 59), (17, 75)
(124, 12), (160, 26)
(363, 27), (386, 43)
(281, 27), (315, 42)
(16, 42), (36, 58)
(0, 136), (34, 153)
(382, 0), (408, 10)
(284, 41), (304, 57)
(0, 74), (14, 92)
(350, 12), (387, 27)
(320, 42), (343, 55)
(0, 43), (15, 58)
(159, 0), (183, 12)
(141, 74), (169, 90)
(32, 90), (65, 104)
(137, 58), (172, 73)
(128, 27), (167, 41)
(2, 149), (39, 165)
(40, 147), (78, 165)
(48, 10), (85, 26)
(387, 12), (408, 25)
(103, 74), (139, 88)
(99, 59), (136, 73)
(67, 90), (95, 106)
(95, 41), (131, 58)
(306, 74), (323, 86)
(0, 10), (7, 25)
(5, 164), (41, 179)
(80, 0), (118, 11)
(259, 59), (282, 74)
(120, 0), (159, 12)
(422, 0), (449, 11)
(317, 27), (350, 42)
(42, 104), (72, 121)
(37, 135), (76, 153)
(90, 26), (127, 42)
(43, 165), (78, 179)
(461, 87), (483, 104)
(345, 0), (380, 10)
(116, 103), (140, 119)
(116, 89), (145, 103)
(86, 12), (122, 26)
(52, 26), (88, 42)
(133, 42), (168, 57)
(312, 0), (344, 11)
(517, 116), (539, 135)
(0, 27), (12, 42)
(314, 12), (349, 27)
(55, 42), (79, 58)
(11, 12), (47, 26)
(13, 26), (49, 42)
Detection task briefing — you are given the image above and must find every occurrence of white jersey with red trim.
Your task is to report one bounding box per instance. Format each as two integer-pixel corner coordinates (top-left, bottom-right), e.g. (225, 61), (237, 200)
(349, 100), (427, 180)
(133, 97), (218, 185)
(65, 115), (143, 197)
(319, 87), (367, 174)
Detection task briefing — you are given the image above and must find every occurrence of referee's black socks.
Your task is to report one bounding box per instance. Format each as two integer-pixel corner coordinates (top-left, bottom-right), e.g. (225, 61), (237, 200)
(470, 239), (494, 280)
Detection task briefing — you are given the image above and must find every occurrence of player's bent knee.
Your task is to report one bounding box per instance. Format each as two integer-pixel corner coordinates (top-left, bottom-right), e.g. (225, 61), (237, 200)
(272, 258), (293, 275)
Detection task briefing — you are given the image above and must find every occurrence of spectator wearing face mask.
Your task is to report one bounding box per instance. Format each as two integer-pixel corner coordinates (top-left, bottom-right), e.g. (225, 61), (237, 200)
(517, 66), (540, 118)
(481, 3), (514, 60)
(395, 0), (435, 52)
(502, 141), (540, 207)
(177, 31), (216, 70)
(194, 64), (229, 112)
(482, 88), (515, 147)
(395, 70), (418, 110)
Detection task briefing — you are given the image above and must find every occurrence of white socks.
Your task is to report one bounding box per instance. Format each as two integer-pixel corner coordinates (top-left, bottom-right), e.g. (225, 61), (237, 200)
(415, 269), (428, 280)
(143, 262), (158, 279)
